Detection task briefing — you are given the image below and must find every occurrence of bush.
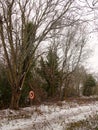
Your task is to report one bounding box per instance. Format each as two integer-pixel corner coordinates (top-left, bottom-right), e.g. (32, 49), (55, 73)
(83, 74), (96, 96)
(0, 70), (11, 109)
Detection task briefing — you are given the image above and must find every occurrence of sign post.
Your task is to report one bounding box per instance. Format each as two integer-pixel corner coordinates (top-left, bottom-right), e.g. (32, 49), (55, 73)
(29, 91), (35, 106)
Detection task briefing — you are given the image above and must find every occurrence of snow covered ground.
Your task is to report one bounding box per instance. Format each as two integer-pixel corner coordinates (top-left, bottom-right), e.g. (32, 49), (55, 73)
(0, 99), (98, 130)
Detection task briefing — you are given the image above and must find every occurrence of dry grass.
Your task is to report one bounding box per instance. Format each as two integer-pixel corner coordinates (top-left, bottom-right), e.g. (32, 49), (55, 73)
(66, 115), (98, 130)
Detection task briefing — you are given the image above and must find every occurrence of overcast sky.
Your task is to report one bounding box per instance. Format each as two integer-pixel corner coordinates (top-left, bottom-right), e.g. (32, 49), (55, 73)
(78, 0), (98, 73)
(90, 2), (98, 73)
(86, 33), (98, 72)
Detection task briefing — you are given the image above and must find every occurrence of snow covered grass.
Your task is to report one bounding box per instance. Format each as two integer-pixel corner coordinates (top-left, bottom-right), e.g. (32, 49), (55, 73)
(67, 115), (98, 130)
(0, 98), (98, 130)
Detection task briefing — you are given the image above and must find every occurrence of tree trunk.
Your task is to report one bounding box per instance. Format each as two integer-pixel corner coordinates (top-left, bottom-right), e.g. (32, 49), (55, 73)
(60, 87), (65, 101)
(10, 89), (21, 110)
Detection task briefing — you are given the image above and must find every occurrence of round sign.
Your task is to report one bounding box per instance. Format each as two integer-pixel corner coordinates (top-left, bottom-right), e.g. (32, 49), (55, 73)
(29, 91), (35, 99)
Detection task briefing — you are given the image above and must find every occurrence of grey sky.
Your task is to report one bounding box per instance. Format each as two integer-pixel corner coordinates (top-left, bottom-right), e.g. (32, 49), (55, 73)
(77, 0), (98, 72)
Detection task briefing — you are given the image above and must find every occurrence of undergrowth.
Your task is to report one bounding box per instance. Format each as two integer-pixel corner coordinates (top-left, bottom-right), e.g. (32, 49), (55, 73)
(66, 115), (98, 130)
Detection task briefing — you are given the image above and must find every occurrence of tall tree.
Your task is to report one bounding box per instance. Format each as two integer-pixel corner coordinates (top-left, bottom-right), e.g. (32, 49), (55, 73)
(39, 45), (60, 97)
(0, 0), (76, 109)
(83, 74), (96, 96)
(59, 23), (88, 100)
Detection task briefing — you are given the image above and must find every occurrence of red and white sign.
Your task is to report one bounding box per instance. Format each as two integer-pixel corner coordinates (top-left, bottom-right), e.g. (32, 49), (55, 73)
(29, 91), (35, 99)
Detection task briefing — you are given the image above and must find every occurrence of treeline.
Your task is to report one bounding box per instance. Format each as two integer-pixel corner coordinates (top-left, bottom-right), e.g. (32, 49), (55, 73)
(0, 46), (97, 109)
(0, 0), (97, 109)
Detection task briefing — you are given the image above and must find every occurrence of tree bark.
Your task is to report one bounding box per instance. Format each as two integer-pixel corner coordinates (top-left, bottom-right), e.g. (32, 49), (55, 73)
(10, 89), (21, 110)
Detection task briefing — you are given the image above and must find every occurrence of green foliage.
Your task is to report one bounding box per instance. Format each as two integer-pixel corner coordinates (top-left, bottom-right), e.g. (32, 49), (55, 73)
(39, 46), (60, 97)
(84, 75), (96, 87)
(83, 74), (96, 96)
(0, 66), (11, 108)
(19, 64), (36, 107)
(22, 22), (36, 73)
(24, 22), (36, 49)
(19, 85), (30, 107)
(19, 22), (37, 107)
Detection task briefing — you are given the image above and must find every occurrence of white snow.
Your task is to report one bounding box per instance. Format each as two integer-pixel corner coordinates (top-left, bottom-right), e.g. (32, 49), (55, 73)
(0, 100), (98, 130)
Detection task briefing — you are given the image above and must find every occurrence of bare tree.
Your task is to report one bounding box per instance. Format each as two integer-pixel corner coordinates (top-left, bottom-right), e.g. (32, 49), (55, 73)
(58, 23), (88, 100)
(0, 0), (76, 109)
